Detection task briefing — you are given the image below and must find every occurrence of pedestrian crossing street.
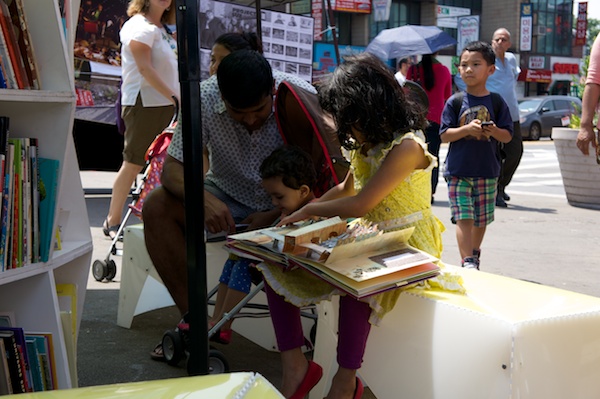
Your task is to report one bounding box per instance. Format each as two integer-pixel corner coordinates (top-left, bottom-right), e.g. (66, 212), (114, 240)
(437, 142), (566, 198)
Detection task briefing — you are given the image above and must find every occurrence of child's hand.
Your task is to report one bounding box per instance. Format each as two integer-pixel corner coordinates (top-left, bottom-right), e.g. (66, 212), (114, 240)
(465, 120), (486, 140)
(276, 206), (312, 227)
(481, 121), (496, 140)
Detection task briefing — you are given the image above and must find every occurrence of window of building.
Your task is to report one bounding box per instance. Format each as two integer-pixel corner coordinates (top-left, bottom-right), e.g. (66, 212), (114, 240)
(532, 0), (572, 55)
(368, 0), (420, 41)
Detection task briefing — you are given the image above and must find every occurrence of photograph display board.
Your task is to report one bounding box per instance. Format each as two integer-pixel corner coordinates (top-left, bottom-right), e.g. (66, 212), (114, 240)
(200, 0), (314, 82)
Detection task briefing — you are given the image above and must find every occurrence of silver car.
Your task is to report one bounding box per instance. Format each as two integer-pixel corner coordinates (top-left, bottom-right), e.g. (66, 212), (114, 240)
(518, 95), (582, 140)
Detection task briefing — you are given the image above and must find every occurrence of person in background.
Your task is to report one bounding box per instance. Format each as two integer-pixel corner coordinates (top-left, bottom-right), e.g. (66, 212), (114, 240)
(208, 31), (262, 77)
(406, 53), (452, 203)
(143, 50), (315, 361)
(577, 34), (600, 156)
(103, 0), (178, 239)
(455, 28), (522, 208)
(259, 52), (449, 399)
(440, 41), (513, 270)
(394, 57), (411, 85)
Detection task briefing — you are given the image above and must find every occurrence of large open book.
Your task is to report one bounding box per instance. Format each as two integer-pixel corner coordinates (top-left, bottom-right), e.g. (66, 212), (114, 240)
(226, 217), (440, 299)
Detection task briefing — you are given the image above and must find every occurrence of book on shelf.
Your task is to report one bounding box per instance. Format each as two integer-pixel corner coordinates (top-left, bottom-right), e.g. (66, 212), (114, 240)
(25, 333), (55, 391)
(0, 0), (30, 89)
(25, 337), (43, 391)
(0, 326), (32, 392)
(226, 217), (440, 299)
(38, 158), (60, 263)
(0, 59), (5, 88)
(29, 138), (39, 262)
(0, 330), (26, 393)
(6, 0), (40, 89)
(0, 18), (17, 89)
(0, 141), (13, 270)
(0, 338), (12, 394)
(8, 137), (21, 268)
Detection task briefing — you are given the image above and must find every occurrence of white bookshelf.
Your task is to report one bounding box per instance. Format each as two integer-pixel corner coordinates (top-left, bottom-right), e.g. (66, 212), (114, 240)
(0, 0), (91, 390)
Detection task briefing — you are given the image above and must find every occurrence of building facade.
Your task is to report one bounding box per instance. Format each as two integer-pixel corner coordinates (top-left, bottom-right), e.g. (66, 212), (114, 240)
(307, 0), (584, 98)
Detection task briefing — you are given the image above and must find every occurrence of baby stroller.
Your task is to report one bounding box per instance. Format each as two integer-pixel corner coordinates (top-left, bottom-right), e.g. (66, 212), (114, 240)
(160, 82), (347, 372)
(91, 125), (174, 282)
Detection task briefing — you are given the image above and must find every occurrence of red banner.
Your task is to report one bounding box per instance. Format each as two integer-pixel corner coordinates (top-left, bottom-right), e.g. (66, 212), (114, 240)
(575, 2), (588, 46)
(518, 69), (552, 83)
(75, 88), (94, 106)
(330, 0), (371, 13)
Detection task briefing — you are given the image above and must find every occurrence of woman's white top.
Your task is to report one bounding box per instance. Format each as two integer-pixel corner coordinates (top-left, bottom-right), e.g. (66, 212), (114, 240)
(120, 13), (179, 107)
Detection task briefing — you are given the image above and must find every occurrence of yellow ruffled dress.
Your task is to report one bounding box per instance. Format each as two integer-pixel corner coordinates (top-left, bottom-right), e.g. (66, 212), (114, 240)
(258, 131), (464, 325)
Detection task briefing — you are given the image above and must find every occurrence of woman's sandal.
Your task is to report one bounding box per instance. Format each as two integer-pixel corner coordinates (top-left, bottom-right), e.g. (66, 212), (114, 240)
(102, 218), (120, 240)
(149, 342), (166, 362)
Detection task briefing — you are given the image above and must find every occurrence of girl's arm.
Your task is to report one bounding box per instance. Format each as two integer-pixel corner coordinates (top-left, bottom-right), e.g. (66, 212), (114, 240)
(279, 138), (428, 225)
(130, 40), (178, 104)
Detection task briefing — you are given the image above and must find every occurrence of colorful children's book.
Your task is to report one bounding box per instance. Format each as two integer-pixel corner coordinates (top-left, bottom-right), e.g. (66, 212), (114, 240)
(38, 158), (60, 263)
(24, 333), (55, 390)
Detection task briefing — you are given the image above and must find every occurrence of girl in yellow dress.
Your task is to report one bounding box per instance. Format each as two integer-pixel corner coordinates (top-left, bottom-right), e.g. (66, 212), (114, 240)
(259, 52), (449, 399)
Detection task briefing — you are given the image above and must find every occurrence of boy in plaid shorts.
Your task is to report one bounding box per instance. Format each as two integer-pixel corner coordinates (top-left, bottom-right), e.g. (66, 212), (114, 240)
(439, 41), (513, 269)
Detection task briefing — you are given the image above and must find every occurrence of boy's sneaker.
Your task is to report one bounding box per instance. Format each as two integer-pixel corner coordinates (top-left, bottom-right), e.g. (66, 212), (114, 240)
(473, 249), (481, 260)
(461, 256), (480, 270)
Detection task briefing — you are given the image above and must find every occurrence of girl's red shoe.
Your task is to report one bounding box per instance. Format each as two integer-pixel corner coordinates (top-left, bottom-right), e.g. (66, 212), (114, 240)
(288, 360), (323, 399)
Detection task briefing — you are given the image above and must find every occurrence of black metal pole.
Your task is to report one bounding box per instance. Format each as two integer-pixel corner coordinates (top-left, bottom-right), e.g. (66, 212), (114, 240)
(175, 0), (209, 375)
(324, 0), (340, 64)
(255, 0), (262, 42)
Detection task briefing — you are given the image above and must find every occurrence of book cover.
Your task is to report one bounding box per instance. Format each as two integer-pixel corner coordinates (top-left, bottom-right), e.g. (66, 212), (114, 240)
(0, 330), (26, 393)
(0, 338), (12, 394)
(0, 326), (31, 392)
(21, 138), (30, 265)
(0, 141), (13, 270)
(0, 27), (16, 88)
(29, 138), (39, 262)
(0, 116), (7, 216)
(0, 57), (6, 88)
(38, 158), (59, 263)
(0, 1), (29, 89)
(25, 338), (43, 391)
(6, 0), (39, 89)
(8, 138), (21, 268)
(25, 333), (55, 390)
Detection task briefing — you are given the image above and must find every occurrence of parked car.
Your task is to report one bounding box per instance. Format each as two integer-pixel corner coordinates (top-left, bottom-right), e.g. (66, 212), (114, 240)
(518, 95), (582, 140)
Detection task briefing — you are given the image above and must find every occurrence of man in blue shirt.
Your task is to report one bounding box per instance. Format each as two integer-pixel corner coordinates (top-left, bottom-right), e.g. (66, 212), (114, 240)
(455, 28), (522, 208)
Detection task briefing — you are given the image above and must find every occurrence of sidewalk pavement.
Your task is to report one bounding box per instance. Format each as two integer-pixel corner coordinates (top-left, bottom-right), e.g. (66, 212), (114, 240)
(77, 160), (600, 393)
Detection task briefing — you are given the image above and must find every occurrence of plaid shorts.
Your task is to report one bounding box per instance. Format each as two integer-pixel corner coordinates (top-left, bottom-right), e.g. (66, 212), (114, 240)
(447, 176), (497, 227)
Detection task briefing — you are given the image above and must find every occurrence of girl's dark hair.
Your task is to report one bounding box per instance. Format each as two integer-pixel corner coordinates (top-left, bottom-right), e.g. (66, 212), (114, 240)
(421, 54), (434, 91)
(318, 52), (427, 150)
(260, 146), (316, 190)
(214, 32), (263, 54)
(217, 50), (273, 109)
(462, 41), (496, 66)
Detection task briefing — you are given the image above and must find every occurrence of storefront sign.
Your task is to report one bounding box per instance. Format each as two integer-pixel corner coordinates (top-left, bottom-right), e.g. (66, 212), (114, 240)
(373, 0), (392, 22)
(329, 0), (371, 14)
(519, 69), (552, 83)
(520, 3), (533, 52)
(528, 56), (545, 69)
(575, 2), (588, 46)
(437, 5), (470, 29)
(312, 0), (323, 41)
(456, 16), (479, 56)
(552, 63), (579, 74)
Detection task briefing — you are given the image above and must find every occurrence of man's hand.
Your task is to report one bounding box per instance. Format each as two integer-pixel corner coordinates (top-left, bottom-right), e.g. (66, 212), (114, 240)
(204, 190), (235, 234)
(577, 125), (597, 156)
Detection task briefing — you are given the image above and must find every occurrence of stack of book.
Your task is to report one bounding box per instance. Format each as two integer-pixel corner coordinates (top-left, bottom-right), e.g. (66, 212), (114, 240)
(0, 116), (59, 271)
(226, 217), (440, 299)
(0, 0), (39, 89)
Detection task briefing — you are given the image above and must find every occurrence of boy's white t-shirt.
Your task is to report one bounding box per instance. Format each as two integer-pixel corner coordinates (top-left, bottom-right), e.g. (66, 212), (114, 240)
(119, 14), (180, 107)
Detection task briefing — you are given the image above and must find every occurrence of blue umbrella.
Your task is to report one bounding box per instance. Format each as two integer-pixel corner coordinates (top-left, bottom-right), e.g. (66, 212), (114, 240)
(366, 25), (457, 60)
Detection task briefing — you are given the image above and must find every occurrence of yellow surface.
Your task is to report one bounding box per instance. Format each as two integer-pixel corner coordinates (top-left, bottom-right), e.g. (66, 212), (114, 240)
(410, 265), (600, 323)
(15, 373), (284, 399)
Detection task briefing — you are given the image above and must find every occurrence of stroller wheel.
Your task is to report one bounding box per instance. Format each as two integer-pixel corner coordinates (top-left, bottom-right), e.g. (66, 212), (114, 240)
(92, 260), (108, 282)
(208, 349), (229, 374)
(105, 259), (117, 281)
(162, 330), (184, 366)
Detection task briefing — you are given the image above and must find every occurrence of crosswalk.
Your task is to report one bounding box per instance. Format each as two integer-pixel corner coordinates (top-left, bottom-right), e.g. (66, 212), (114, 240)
(437, 142), (566, 198)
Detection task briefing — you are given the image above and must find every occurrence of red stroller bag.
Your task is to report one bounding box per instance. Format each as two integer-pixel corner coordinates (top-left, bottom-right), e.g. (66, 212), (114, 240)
(275, 81), (349, 197)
